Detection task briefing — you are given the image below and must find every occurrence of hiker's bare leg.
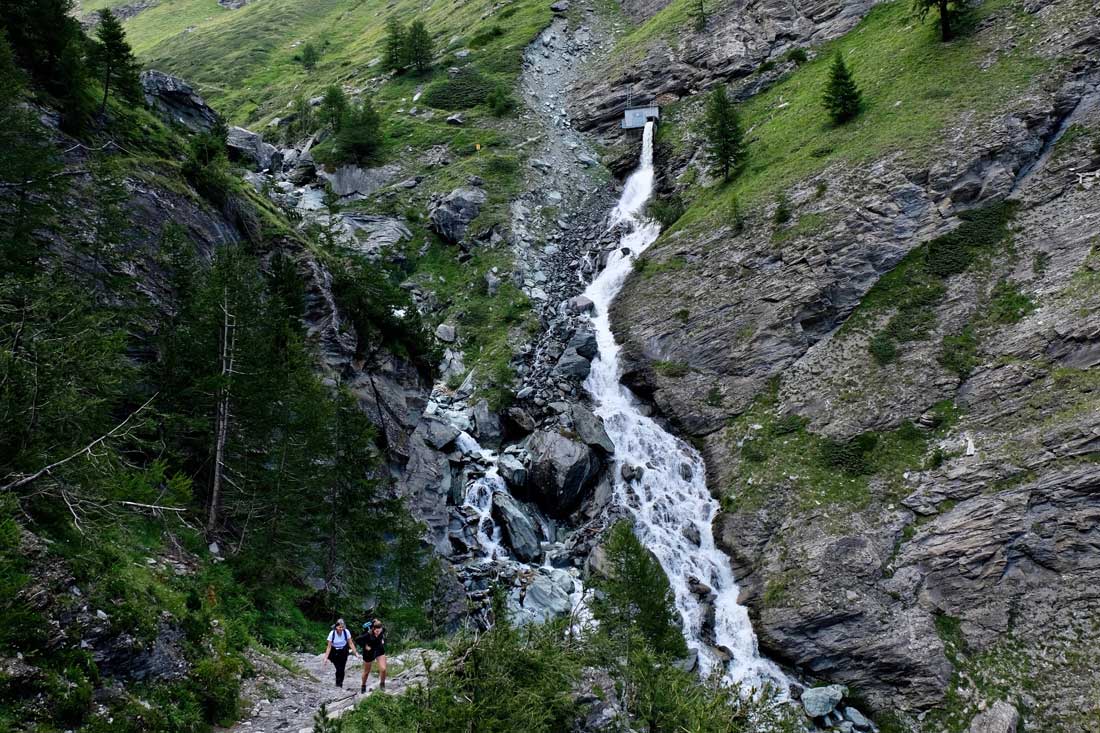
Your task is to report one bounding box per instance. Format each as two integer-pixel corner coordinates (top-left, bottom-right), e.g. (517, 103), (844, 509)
(377, 655), (387, 688)
(360, 660), (372, 690)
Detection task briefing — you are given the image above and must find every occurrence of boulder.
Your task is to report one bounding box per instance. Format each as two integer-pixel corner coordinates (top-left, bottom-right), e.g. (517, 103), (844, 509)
(565, 295), (594, 314)
(552, 348), (592, 380)
(499, 453), (528, 489)
(511, 568), (575, 624)
(550, 0), (570, 11)
(967, 701), (1019, 733)
(322, 163), (403, 200)
(524, 430), (601, 516)
(801, 684), (847, 719)
(435, 323), (456, 343)
(842, 706), (872, 731)
(429, 187), (488, 244)
(343, 215), (412, 258)
(491, 492), (542, 562)
(504, 406), (537, 436)
(571, 404), (615, 453)
(446, 113), (465, 125)
(472, 399), (501, 448)
(140, 70), (220, 133)
(422, 416), (460, 450)
(226, 126), (278, 171)
(567, 326), (598, 360)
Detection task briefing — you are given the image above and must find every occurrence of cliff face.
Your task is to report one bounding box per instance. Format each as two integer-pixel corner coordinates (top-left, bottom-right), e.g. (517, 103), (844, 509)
(606, 0), (1100, 724)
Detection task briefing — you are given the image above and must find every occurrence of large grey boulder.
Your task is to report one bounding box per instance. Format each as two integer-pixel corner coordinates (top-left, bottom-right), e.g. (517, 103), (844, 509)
(322, 163), (402, 200)
(567, 326), (598, 360)
(801, 684), (846, 718)
(509, 568), (575, 625)
(428, 187), (487, 244)
(524, 429), (601, 516)
(472, 399), (501, 448)
(498, 453), (527, 489)
(140, 70), (220, 134)
(226, 126), (278, 171)
(967, 701), (1019, 733)
(398, 423), (454, 552)
(491, 492), (542, 562)
(342, 215), (412, 258)
(571, 404), (615, 453)
(552, 348), (592, 380)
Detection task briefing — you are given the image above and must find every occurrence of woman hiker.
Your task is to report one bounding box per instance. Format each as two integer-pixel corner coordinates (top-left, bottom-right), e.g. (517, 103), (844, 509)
(356, 618), (387, 693)
(321, 618), (358, 688)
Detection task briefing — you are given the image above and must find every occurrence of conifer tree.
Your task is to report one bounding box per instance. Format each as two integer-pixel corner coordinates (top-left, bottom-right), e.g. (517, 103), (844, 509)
(92, 8), (141, 114)
(383, 17), (407, 72)
(405, 20), (434, 75)
(822, 51), (862, 125)
(300, 42), (320, 71)
(701, 85), (745, 181)
(912, 0), (970, 41)
(319, 84), (348, 131)
(335, 101), (383, 163)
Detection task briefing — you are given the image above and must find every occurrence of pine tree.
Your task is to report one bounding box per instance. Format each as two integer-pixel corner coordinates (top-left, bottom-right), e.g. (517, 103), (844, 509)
(691, 0), (708, 31)
(823, 51), (862, 125)
(334, 101), (383, 163)
(319, 85), (348, 131)
(92, 9), (141, 115)
(383, 17), (407, 72)
(405, 20), (433, 75)
(701, 85), (746, 181)
(912, 0), (970, 41)
(300, 42), (320, 71)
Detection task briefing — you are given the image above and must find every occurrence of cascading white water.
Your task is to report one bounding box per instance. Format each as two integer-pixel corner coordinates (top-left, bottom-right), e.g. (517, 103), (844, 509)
(582, 122), (787, 690)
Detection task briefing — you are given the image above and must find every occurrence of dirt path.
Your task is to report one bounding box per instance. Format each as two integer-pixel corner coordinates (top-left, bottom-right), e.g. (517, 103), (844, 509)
(225, 648), (443, 733)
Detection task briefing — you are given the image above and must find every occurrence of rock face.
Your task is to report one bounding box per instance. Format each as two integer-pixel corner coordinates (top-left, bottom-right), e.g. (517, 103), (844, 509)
(491, 492), (542, 562)
(523, 429), (601, 517)
(609, 0), (1100, 723)
(140, 70), (220, 133)
(428, 187), (487, 244)
(573, 0), (879, 132)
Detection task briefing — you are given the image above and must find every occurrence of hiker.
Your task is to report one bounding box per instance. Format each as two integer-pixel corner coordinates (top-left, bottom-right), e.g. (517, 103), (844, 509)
(357, 618), (387, 693)
(321, 618), (358, 688)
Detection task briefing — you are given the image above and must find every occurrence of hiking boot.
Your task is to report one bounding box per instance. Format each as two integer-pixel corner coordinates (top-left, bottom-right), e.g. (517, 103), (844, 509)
(379, 682), (386, 691)
(360, 685), (366, 694)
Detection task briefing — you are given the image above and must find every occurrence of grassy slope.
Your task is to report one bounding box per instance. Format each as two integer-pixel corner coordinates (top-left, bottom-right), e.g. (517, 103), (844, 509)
(653, 0), (1052, 234)
(110, 0), (552, 400)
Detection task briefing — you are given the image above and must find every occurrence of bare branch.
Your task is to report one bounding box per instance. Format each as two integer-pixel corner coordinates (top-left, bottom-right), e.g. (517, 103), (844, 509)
(0, 393), (158, 493)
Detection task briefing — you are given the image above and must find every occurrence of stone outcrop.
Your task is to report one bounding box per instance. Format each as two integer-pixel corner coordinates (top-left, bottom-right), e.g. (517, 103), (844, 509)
(523, 429), (602, 517)
(226, 126), (280, 171)
(140, 70), (220, 133)
(428, 186), (487, 244)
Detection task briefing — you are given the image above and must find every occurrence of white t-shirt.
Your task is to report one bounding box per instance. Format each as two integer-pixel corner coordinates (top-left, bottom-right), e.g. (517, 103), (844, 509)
(327, 628), (350, 649)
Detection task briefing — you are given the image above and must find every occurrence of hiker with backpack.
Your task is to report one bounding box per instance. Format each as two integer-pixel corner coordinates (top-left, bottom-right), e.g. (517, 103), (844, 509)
(321, 618), (358, 688)
(356, 618), (387, 693)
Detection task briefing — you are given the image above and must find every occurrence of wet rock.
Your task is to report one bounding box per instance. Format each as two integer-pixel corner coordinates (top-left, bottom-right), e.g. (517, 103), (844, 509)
(524, 429), (601, 517)
(843, 706), (872, 731)
(428, 187), (487, 244)
(621, 464), (644, 482)
(140, 70), (220, 133)
(472, 399), (501, 448)
(492, 492), (542, 562)
(571, 404), (615, 453)
(573, 668), (625, 731)
(552, 348), (591, 380)
(504, 406), (537, 436)
(499, 453), (528, 489)
(422, 416), (461, 450)
(967, 701), (1019, 733)
(565, 295), (594, 314)
(567, 326), (598, 360)
(801, 684), (847, 719)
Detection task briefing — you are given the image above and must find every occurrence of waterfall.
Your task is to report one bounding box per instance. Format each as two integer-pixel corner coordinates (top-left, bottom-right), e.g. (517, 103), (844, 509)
(582, 121), (787, 690)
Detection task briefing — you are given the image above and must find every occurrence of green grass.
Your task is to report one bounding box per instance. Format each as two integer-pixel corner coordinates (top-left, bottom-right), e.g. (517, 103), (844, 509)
(721, 384), (936, 514)
(656, 0), (1051, 232)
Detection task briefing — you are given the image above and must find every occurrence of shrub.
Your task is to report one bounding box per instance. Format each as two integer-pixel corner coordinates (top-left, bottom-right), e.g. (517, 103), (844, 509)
(939, 328), (978, 377)
(705, 386), (723, 406)
(423, 68), (494, 109)
(189, 655), (243, 726)
(653, 360), (689, 378)
(820, 434), (877, 475)
(771, 413), (806, 435)
(925, 202), (1017, 277)
(870, 332), (898, 364)
(774, 192), (791, 225)
(785, 47), (809, 64)
(469, 24), (505, 48)
(647, 195), (685, 227)
(987, 280), (1034, 324)
(300, 42), (320, 71)
(486, 84), (516, 116)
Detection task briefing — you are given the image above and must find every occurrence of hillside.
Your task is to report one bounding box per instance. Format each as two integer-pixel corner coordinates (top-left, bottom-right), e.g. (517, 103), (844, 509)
(2, 0), (1098, 731)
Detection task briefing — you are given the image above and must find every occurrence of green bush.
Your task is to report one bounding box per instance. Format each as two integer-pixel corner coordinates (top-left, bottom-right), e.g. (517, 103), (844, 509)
(189, 655), (243, 726)
(469, 25), (505, 48)
(925, 202), (1017, 277)
(647, 195), (685, 227)
(820, 434), (878, 475)
(869, 332), (897, 364)
(774, 192), (791, 225)
(771, 413), (806, 435)
(785, 47), (809, 65)
(987, 280), (1034, 324)
(939, 328), (979, 378)
(653, 360), (690, 378)
(486, 85), (516, 116)
(423, 68), (495, 109)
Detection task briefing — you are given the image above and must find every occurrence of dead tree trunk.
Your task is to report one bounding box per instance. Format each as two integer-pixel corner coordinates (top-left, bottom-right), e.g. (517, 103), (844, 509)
(207, 288), (237, 535)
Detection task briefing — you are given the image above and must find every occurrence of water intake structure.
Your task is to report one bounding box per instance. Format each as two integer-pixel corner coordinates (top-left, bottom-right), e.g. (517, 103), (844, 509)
(582, 121), (787, 691)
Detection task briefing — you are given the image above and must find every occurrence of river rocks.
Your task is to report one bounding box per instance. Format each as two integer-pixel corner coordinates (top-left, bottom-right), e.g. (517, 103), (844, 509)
(565, 295), (594, 315)
(422, 416), (461, 450)
(801, 684), (846, 718)
(523, 429), (601, 517)
(571, 404), (615, 453)
(567, 326), (598, 360)
(492, 492), (542, 562)
(620, 464), (643, 482)
(472, 399), (501, 448)
(550, 0), (570, 13)
(498, 453), (528, 489)
(226, 126), (278, 171)
(140, 70), (220, 133)
(509, 567), (577, 625)
(551, 347), (592, 380)
(967, 701), (1019, 733)
(428, 187), (487, 244)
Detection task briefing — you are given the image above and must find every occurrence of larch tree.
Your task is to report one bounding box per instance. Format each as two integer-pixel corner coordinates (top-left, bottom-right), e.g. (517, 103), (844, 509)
(92, 8), (140, 115)
(405, 20), (434, 75)
(912, 0), (970, 41)
(383, 17), (407, 72)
